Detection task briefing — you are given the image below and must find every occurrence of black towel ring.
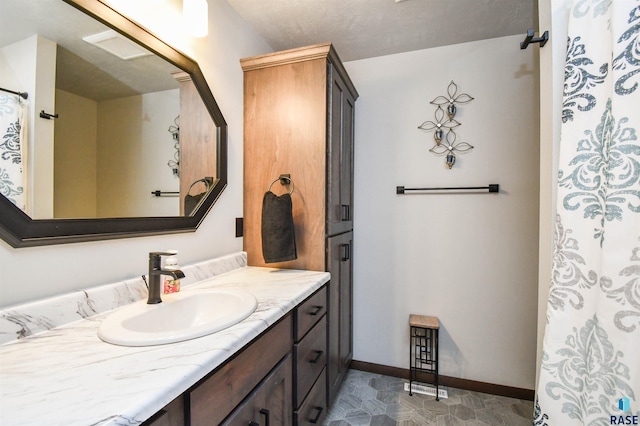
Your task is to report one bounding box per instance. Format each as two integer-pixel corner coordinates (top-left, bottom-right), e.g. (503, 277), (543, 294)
(268, 176), (294, 195)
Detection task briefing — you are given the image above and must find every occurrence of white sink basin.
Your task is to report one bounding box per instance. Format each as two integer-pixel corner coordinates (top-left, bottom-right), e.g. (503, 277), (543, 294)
(98, 288), (257, 346)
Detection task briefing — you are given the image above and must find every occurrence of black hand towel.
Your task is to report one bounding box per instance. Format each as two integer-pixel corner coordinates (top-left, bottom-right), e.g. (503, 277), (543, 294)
(184, 191), (206, 216)
(261, 191), (297, 263)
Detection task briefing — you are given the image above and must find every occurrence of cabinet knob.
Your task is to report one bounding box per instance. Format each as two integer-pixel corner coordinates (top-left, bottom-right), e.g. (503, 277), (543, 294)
(259, 408), (270, 426)
(309, 406), (324, 424)
(309, 305), (323, 316)
(341, 204), (350, 221)
(340, 243), (350, 261)
(309, 350), (324, 364)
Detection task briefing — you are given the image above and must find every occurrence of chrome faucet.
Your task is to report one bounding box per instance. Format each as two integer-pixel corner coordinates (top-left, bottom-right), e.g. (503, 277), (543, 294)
(147, 252), (185, 304)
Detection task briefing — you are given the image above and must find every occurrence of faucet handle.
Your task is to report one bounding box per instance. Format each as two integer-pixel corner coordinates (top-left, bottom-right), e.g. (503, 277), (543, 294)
(149, 251), (177, 258)
(148, 251), (177, 271)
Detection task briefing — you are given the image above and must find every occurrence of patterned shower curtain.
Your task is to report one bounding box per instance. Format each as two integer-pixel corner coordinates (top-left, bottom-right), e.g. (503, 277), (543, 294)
(535, 1), (640, 425)
(0, 93), (27, 211)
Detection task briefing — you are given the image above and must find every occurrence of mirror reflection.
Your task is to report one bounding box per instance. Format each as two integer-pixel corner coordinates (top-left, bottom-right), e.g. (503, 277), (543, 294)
(0, 0), (217, 219)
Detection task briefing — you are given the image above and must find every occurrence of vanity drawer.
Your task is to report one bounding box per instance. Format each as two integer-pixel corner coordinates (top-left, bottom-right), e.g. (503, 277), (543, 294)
(294, 316), (326, 407)
(295, 286), (327, 341)
(295, 369), (327, 426)
(189, 315), (292, 426)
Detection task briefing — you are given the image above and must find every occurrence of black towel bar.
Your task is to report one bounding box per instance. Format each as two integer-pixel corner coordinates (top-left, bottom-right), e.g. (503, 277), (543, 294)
(151, 190), (179, 197)
(39, 110), (59, 120)
(397, 184), (499, 194)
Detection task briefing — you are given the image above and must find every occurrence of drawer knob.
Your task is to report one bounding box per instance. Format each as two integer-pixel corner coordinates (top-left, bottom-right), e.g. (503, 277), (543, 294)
(309, 305), (323, 316)
(260, 408), (270, 426)
(309, 406), (324, 424)
(340, 243), (350, 261)
(341, 204), (350, 221)
(309, 350), (323, 364)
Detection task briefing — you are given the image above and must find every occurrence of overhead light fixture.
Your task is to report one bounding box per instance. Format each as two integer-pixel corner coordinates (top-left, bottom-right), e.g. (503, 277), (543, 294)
(83, 29), (152, 60)
(183, 0), (208, 38)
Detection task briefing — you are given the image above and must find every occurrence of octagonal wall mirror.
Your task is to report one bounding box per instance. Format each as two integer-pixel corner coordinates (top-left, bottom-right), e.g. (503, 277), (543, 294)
(0, 0), (227, 247)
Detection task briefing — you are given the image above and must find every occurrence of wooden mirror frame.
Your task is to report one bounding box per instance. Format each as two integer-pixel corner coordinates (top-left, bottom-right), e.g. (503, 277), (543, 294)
(0, 0), (227, 248)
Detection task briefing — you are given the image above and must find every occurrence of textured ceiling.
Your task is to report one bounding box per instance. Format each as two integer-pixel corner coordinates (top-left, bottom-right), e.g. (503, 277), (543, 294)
(1, 0), (537, 99)
(227, 0), (538, 62)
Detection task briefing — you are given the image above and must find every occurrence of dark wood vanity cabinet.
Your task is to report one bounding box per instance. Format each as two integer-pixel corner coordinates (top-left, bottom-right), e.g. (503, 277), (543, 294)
(143, 284), (329, 426)
(144, 315), (292, 426)
(189, 316), (293, 426)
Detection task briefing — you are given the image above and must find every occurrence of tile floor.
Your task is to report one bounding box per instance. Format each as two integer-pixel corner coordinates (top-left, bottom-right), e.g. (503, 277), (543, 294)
(323, 370), (534, 425)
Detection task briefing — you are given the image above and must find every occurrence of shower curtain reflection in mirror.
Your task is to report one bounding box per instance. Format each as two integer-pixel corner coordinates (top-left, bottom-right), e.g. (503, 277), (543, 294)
(0, 93), (27, 213)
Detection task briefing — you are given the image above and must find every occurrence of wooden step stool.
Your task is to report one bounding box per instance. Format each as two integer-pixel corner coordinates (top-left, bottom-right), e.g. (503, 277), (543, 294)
(409, 314), (440, 400)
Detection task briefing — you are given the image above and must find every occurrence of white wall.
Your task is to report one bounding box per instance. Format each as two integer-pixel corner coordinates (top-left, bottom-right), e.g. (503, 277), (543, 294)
(54, 89), (180, 218)
(0, 0), (272, 307)
(54, 89), (98, 218)
(345, 35), (540, 389)
(97, 90), (180, 217)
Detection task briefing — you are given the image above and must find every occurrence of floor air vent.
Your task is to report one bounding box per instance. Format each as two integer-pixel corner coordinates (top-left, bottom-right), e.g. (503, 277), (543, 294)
(404, 382), (448, 399)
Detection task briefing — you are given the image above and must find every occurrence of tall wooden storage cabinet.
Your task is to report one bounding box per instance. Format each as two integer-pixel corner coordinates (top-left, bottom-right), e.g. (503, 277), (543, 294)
(172, 71), (218, 216)
(241, 43), (358, 406)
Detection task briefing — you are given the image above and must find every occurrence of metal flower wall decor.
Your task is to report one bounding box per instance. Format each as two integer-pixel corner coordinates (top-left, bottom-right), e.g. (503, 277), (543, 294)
(418, 81), (474, 168)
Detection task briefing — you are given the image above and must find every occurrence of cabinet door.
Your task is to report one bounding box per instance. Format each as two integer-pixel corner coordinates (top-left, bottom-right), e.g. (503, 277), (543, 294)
(327, 65), (356, 236)
(261, 353), (293, 426)
(223, 354), (293, 426)
(326, 231), (353, 402)
(190, 316), (292, 426)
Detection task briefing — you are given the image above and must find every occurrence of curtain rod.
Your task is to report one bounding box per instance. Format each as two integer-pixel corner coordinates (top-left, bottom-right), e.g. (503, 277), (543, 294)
(0, 87), (28, 100)
(396, 184), (499, 194)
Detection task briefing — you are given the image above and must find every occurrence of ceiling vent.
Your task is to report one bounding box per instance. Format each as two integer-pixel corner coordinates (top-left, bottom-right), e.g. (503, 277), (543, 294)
(82, 29), (152, 60)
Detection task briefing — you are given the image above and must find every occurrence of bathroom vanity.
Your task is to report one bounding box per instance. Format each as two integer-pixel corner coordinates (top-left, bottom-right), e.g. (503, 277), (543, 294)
(183, 286), (328, 426)
(0, 253), (329, 425)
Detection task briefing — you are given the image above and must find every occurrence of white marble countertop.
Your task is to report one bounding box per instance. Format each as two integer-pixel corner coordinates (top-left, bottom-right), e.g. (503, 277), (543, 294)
(0, 264), (329, 426)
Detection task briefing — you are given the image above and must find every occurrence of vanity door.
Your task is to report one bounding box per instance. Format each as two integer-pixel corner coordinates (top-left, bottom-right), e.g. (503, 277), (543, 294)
(142, 398), (184, 426)
(326, 231), (353, 402)
(222, 354), (292, 426)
